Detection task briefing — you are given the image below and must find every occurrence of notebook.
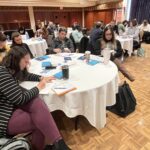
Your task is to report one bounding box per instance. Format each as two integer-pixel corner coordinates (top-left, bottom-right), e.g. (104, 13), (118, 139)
(64, 56), (72, 61)
(42, 61), (52, 67)
(53, 71), (63, 79)
(51, 82), (76, 96)
(35, 55), (49, 61)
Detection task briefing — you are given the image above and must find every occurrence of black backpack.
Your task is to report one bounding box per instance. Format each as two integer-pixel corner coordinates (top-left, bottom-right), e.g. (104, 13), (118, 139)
(107, 81), (136, 117)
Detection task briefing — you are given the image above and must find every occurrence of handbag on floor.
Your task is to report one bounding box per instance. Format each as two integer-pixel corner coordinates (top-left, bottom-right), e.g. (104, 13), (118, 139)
(137, 48), (145, 57)
(0, 137), (31, 150)
(107, 81), (136, 117)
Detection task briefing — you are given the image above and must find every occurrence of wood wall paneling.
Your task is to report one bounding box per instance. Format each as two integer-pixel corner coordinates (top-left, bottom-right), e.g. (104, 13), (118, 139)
(85, 9), (114, 29)
(0, 11), (30, 30)
(94, 11), (106, 22)
(85, 11), (95, 29)
(34, 11), (82, 27)
(0, 6), (114, 30)
(105, 10), (113, 24)
(69, 12), (82, 26)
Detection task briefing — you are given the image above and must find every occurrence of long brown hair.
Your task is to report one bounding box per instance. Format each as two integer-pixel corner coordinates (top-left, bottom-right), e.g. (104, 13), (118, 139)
(1, 46), (30, 81)
(101, 26), (116, 50)
(103, 26), (115, 43)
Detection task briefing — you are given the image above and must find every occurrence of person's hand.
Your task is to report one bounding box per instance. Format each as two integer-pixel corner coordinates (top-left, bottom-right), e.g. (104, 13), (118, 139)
(64, 48), (71, 53)
(54, 48), (62, 53)
(41, 76), (55, 83)
(37, 78), (47, 90)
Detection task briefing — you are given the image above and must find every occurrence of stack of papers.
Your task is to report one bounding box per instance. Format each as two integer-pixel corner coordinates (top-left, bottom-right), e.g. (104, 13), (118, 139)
(51, 82), (76, 96)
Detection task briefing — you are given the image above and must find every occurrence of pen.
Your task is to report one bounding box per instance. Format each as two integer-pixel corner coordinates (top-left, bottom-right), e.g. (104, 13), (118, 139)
(54, 87), (67, 89)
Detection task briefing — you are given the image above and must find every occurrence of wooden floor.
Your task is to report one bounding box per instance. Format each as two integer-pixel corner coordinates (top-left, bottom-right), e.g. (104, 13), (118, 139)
(53, 43), (150, 150)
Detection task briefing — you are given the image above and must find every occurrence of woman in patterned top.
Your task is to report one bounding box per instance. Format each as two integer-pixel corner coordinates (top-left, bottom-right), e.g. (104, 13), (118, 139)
(0, 46), (70, 150)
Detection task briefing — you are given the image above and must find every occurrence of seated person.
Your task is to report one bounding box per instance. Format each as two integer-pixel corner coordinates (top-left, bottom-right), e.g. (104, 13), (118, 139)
(18, 26), (26, 35)
(89, 21), (103, 51)
(0, 32), (10, 62)
(108, 20), (119, 35)
(93, 26), (134, 82)
(48, 27), (74, 54)
(71, 25), (83, 51)
(79, 28), (89, 53)
(117, 22), (125, 35)
(139, 20), (150, 42)
(11, 32), (33, 58)
(126, 20), (140, 51)
(0, 46), (70, 150)
(93, 32), (123, 58)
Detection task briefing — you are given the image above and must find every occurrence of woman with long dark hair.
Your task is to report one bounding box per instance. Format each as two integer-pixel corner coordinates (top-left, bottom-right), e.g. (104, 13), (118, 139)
(93, 26), (135, 82)
(0, 46), (70, 150)
(11, 32), (33, 58)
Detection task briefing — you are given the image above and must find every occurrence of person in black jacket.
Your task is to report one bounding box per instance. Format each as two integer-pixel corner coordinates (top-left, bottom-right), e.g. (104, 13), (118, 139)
(89, 21), (103, 51)
(93, 27), (123, 60)
(48, 27), (74, 54)
(93, 26), (135, 82)
(0, 46), (70, 150)
(11, 32), (33, 58)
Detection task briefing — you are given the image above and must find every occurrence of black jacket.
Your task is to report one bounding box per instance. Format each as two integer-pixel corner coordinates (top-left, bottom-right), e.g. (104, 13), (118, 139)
(48, 37), (74, 54)
(92, 39), (123, 61)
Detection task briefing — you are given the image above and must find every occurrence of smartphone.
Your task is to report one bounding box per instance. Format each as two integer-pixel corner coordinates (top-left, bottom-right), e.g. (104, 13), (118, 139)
(45, 66), (56, 70)
(64, 56), (72, 61)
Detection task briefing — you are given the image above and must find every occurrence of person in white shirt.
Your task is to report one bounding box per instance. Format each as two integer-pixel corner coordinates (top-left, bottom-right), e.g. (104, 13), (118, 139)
(126, 20), (141, 51)
(139, 20), (150, 41)
(71, 25), (83, 51)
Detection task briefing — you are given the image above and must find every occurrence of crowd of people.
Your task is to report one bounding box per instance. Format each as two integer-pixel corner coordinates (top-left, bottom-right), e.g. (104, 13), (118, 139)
(0, 18), (150, 149)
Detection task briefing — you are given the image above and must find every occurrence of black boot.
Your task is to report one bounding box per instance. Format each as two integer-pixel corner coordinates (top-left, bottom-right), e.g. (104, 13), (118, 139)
(44, 144), (53, 150)
(52, 139), (71, 150)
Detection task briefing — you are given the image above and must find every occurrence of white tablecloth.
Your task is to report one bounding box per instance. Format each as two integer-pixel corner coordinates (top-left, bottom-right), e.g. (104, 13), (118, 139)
(23, 39), (48, 57)
(116, 36), (133, 56)
(7, 39), (48, 57)
(22, 53), (119, 130)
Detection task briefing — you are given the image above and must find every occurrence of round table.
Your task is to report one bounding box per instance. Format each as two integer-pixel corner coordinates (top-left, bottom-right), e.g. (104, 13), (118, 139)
(7, 38), (48, 57)
(21, 53), (119, 130)
(116, 36), (133, 56)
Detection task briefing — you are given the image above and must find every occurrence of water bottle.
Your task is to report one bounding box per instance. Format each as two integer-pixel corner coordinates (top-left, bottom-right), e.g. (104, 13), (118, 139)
(6, 35), (10, 41)
(62, 64), (69, 80)
(25, 31), (29, 39)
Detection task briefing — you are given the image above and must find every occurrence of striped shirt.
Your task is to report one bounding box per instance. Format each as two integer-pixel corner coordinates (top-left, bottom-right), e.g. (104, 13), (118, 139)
(0, 66), (40, 138)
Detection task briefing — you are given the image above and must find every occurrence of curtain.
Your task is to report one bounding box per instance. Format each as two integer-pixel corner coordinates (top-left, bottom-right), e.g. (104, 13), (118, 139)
(130, 0), (150, 24)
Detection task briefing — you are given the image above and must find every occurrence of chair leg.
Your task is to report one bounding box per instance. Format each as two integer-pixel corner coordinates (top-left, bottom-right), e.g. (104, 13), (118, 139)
(75, 116), (80, 130)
